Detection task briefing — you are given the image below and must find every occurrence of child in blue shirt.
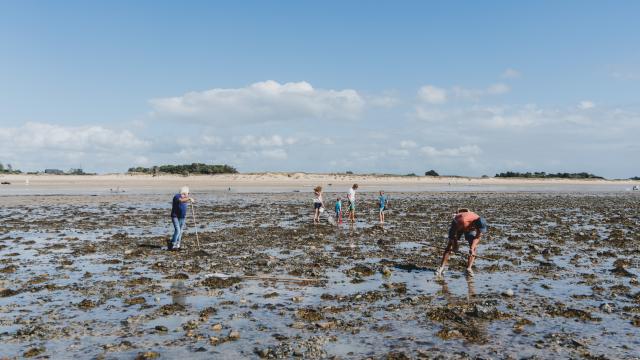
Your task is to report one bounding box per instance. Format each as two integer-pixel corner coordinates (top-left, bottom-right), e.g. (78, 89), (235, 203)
(378, 191), (388, 224)
(335, 198), (342, 225)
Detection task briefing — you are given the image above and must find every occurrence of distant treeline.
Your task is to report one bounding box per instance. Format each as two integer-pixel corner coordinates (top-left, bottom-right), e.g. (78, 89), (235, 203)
(0, 163), (21, 174)
(128, 163), (238, 175)
(495, 171), (604, 179)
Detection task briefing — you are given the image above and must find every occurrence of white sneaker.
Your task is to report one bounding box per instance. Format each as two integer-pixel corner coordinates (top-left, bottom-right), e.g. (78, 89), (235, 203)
(435, 266), (446, 276)
(465, 268), (474, 277)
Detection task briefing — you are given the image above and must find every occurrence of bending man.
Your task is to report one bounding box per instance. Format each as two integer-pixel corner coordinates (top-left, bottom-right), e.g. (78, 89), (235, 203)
(436, 208), (488, 277)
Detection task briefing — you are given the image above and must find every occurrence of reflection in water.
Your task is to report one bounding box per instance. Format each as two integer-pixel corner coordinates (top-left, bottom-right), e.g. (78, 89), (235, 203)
(438, 277), (476, 304)
(171, 281), (188, 306)
(466, 277), (476, 301)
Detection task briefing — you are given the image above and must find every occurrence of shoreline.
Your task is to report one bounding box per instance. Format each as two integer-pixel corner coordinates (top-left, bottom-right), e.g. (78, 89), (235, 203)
(1, 172), (637, 184)
(0, 173), (637, 196)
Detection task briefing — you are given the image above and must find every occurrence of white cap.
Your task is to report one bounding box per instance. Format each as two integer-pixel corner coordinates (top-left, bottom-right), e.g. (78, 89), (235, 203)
(180, 186), (190, 194)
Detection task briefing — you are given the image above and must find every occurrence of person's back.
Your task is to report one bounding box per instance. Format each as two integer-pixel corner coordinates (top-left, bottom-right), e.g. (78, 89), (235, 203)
(348, 187), (356, 202)
(379, 194), (387, 209)
(454, 211), (480, 231)
(171, 193), (188, 219)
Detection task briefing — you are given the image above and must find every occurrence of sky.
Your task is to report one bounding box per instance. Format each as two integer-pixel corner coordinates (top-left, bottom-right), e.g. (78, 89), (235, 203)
(0, 1), (639, 178)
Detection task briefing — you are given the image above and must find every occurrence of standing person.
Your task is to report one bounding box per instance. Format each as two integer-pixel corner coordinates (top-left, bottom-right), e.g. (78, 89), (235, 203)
(378, 191), (388, 224)
(345, 184), (358, 223)
(335, 197), (342, 225)
(435, 209), (488, 277)
(313, 186), (324, 224)
(169, 186), (194, 250)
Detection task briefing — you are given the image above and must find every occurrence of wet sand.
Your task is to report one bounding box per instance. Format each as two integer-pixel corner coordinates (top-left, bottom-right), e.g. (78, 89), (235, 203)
(1, 190), (639, 359)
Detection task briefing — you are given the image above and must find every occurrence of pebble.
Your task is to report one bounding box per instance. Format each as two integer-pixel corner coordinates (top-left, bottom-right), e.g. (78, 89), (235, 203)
(599, 303), (614, 313)
(228, 330), (240, 340)
(211, 323), (222, 331)
(503, 289), (515, 297)
(381, 266), (392, 277)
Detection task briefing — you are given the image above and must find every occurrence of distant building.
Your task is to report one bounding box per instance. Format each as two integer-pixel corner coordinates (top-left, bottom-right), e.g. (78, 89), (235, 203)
(44, 169), (64, 175)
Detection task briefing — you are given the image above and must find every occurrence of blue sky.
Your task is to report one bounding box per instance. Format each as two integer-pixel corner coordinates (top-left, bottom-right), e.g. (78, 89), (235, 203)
(1, 1), (639, 177)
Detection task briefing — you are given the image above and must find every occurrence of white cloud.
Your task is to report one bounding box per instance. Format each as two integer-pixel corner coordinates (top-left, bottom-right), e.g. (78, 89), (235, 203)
(387, 149), (410, 157)
(0, 122), (148, 152)
(0, 122), (150, 171)
(579, 100), (595, 110)
(501, 68), (521, 79)
(367, 93), (400, 108)
(451, 83), (510, 100)
(487, 83), (510, 95)
(610, 71), (640, 80)
(400, 140), (417, 148)
(201, 135), (223, 145)
(260, 148), (288, 160)
(150, 80), (365, 123)
(420, 145), (482, 157)
(418, 85), (447, 104)
(235, 135), (297, 148)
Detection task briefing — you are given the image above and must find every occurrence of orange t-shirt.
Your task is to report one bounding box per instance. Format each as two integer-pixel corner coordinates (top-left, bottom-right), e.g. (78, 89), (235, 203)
(454, 211), (480, 231)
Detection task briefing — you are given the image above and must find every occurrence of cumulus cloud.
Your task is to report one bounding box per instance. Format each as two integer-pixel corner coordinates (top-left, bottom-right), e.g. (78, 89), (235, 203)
(610, 71), (640, 80)
(418, 82), (509, 104)
(414, 104), (598, 129)
(418, 85), (447, 104)
(0, 122), (150, 171)
(400, 140), (417, 148)
(260, 148), (288, 160)
(501, 68), (521, 79)
(150, 80), (365, 124)
(451, 83), (510, 100)
(367, 93), (400, 108)
(0, 122), (148, 152)
(579, 100), (595, 110)
(421, 145), (482, 158)
(387, 148), (410, 157)
(234, 135), (297, 148)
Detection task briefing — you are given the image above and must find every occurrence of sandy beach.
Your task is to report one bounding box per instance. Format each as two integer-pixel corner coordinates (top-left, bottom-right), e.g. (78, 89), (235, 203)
(0, 173), (637, 196)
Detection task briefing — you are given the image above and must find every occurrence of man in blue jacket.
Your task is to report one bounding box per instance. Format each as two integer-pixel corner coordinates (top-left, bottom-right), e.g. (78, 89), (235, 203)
(169, 186), (194, 250)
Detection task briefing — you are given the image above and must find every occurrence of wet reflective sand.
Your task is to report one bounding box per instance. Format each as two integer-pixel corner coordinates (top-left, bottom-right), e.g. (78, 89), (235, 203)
(1, 191), (639, 358)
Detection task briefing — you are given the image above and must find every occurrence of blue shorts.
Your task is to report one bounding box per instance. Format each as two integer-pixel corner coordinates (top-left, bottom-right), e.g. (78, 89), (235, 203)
(448, 217), (488, 243)
(314, 202), (322, 209)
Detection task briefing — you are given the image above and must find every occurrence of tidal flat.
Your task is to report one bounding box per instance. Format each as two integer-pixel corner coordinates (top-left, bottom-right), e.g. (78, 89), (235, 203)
(1, 191), (639, 359)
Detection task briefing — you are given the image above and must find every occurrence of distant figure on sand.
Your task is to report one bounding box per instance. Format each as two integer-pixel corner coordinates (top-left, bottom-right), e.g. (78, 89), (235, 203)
(335, 198), (342, 225)
(169, 186), (194, 250)
(313, 186), (324, 224)
(345, 184), (358, 223)
(436, 209), (488, 277)
(378, 191), (388, 224)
